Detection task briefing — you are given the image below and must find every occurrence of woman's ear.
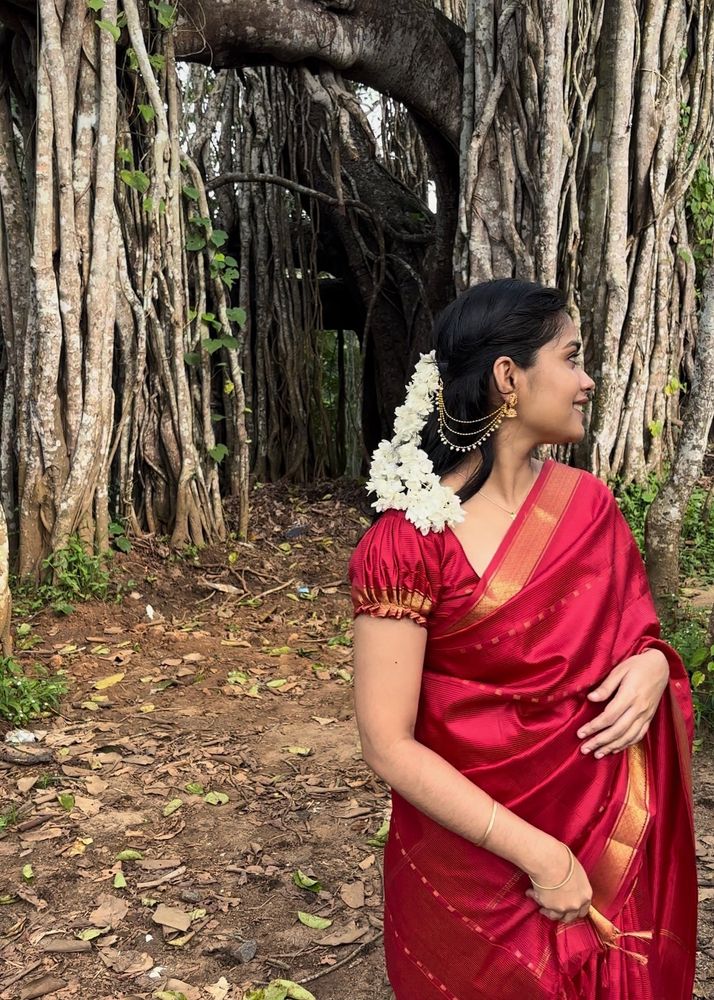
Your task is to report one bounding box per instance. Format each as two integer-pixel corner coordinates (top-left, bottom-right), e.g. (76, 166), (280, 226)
(492, 356), (518, 397)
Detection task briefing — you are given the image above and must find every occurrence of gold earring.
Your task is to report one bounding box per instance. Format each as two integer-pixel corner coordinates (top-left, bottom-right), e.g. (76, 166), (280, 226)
(503, 392), (518, 418)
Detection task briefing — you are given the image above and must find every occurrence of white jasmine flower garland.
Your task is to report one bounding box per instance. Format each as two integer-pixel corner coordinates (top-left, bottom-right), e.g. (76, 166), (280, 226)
(365, 350), (465, 535)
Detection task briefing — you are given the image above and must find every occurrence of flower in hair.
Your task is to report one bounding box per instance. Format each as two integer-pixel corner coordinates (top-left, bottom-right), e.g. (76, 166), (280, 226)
(365, 351), (464, 534)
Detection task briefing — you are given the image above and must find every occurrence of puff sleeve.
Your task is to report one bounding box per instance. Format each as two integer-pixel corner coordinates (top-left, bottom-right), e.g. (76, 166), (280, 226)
(348, 509), (440, 628)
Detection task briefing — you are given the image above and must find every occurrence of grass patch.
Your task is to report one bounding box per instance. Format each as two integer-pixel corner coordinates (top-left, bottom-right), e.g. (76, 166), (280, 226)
(0, 656), (68, 726)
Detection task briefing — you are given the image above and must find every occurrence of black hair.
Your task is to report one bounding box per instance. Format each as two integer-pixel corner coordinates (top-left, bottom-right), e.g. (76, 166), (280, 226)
(420, 278), (568, 504)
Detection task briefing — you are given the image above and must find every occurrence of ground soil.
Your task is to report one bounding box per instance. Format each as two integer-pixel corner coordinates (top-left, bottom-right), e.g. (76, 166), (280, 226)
(0, 481), (712, 1000)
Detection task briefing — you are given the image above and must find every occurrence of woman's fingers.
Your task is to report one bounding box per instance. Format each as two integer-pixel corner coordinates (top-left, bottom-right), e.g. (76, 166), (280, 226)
(581, 707), (638, 755)
(592, 716), (653, 756)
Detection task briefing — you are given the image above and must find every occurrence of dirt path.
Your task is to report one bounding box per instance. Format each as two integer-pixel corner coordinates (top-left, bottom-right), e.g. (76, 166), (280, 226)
(0, 484), (712, 1000)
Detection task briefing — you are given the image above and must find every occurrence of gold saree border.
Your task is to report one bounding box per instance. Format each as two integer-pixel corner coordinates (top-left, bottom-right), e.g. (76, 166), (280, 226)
(589, 741), (650, 912)
(444, 462), (581, 636)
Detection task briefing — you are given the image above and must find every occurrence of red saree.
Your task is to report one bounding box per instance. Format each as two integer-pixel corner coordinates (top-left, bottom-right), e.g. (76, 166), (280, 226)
(349, 459), (697, 1000)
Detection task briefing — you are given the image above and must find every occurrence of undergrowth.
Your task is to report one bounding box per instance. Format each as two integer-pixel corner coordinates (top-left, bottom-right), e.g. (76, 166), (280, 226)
(0, 656), (67, 726)
(13, 535), (112, 617)
(1, 535), (106, 724)
(616, 476), (714, 730)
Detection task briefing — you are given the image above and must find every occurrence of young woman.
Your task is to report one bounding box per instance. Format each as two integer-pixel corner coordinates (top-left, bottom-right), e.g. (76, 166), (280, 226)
(349, 280), (697, 999)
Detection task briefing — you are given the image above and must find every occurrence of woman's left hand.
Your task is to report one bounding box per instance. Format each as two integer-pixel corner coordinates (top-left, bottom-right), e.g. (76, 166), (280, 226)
(576, 649), (670, 758)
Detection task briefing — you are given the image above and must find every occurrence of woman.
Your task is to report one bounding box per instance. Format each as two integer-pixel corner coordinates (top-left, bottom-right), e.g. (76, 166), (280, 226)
(349, 280), (697, 999)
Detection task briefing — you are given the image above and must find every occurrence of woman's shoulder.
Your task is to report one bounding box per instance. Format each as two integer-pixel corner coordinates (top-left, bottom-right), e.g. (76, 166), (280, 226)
(550, 460), (617, 513)
(348, 507), (446, 581)
(352, 507), (445, 557)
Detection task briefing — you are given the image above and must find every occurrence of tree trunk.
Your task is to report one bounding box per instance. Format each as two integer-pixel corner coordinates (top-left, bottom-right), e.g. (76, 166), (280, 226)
(0, 501), (11, 655)
(646, 262), (714, 611)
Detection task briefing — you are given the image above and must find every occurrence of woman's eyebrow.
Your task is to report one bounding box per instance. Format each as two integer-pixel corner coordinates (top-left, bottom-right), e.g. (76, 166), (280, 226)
(563, 340), (582, 351)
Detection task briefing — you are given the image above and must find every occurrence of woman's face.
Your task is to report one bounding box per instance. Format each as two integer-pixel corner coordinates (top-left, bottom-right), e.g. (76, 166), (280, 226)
(516, 316), (596, 446)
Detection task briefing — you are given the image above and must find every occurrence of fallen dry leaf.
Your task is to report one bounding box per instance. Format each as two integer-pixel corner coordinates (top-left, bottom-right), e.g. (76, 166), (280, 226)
(98, 947), (153, 975)
(19, 826), (64, 844)
(152, 902), (191, 932)
(89, 893), (129, 929)
(73, 794), (102, 817)
(319, 920), (370, 946)
(205, 977), (231, 1000)
(339, 880), (365, 909)
(164, 978), (201, 1000)
(93, 672), (125, 689)
(19, 975), (68, 999)
(39, 937), (92, 953)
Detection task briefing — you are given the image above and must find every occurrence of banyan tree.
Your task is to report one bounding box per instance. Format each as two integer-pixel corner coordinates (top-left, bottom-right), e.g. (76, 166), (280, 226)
(0, 0), (712, 592)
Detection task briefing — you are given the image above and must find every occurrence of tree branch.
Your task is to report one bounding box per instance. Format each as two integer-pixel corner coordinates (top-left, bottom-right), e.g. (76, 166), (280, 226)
(174, 0), (462, 148)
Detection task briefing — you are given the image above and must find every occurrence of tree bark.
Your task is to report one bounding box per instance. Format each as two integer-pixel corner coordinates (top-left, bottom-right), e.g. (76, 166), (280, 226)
(646, 262), (714, 611)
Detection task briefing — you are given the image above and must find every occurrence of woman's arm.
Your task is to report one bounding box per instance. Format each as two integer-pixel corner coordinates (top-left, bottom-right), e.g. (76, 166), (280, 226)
(353, 614), (592, 922)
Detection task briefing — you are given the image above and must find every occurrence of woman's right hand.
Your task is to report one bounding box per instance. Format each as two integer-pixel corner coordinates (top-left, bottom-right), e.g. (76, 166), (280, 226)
(524, 840), (592, 923)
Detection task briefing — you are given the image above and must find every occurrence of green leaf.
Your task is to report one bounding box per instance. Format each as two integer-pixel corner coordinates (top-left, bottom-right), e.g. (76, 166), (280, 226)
(208, 444), (229, 464)
(185, 234), (206, 252)
(115, 536), (132, 553)
(272, 981), (317, 1000)
(96, 18), (120, 41)
(117, 147), (133, 165)
(201, 338), (223, 356)
(226, 306), (247, 327)
(119, 169), (151, 194)
(142, 196), (154, 213)
(219, 336), (240, 350)
(22, 864), (34, 882)
(163, 797), (183, 817)
(149, 0), (177, 28)
(148, 53), (166, 72)
(184, 352), (201, 366)
(182, 184), (200, 202)
(367, 818), (389, 847)
(292, 869), (321, 893)
(286, 746), (312, 756)
(113, 871), (127, 889)
(126, 47), (139, 71)
(210, 229), (228, 247)
(86, 0), (104, 9)
(58, 793), (75, 812)
(204, 790), (229, 806)
(227, 670), (249, 685)
(115, 849), (144, 861)
(184, 781), (205, 795)
(77, 927), (104, 940)
(210, 412), (225, 423)
(297, 911), (332, 929)
(17, 623), (32, 637)
(138, 103), (155, 123)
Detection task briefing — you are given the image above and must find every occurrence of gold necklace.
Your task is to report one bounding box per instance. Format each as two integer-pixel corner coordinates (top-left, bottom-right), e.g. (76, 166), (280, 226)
(478, 466), (537, 519)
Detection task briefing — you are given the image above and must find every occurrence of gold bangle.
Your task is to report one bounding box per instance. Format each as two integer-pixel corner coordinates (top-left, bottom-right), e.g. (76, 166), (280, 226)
(529, 845), (575, 891)
(476, 799), (497, 847)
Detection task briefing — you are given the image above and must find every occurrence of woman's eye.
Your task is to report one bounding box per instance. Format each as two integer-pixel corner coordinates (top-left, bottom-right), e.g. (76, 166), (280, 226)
(569, 355), (581, 366)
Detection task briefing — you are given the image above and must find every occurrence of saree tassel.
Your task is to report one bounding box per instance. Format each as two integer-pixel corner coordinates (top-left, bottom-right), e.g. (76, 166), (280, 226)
(588, 905), (653, 966)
